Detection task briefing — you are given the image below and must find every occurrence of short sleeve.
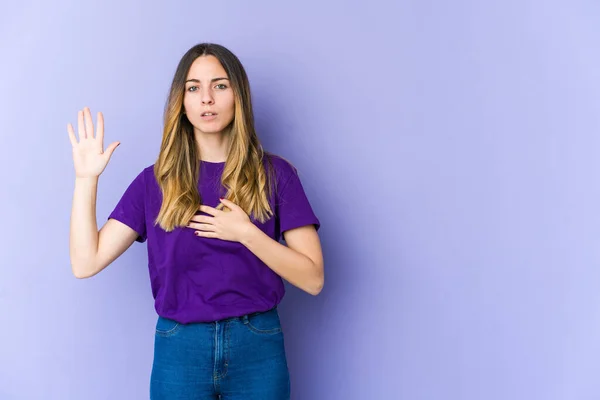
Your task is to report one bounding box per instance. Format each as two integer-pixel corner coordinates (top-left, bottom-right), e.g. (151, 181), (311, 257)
(277, 164), (320, 234)
(108, 169), (147, 243)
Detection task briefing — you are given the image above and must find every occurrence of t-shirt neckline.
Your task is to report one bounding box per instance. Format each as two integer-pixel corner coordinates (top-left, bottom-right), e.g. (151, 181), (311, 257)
(200, 160), (226, 165)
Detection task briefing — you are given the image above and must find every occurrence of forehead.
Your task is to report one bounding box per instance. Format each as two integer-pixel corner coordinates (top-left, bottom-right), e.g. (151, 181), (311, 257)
(186, 55), (227, 79)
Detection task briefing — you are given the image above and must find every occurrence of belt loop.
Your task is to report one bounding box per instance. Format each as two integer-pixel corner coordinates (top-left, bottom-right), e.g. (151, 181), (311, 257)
(241, 314), (249, 324)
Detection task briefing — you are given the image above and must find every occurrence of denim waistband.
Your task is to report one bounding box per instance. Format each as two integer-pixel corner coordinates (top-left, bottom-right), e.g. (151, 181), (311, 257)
(216, 305), (278, 323)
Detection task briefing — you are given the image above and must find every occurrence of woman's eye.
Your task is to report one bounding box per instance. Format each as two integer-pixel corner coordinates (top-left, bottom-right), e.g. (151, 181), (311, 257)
(215, 84), (227, 89)
(187, 86), (197, 92)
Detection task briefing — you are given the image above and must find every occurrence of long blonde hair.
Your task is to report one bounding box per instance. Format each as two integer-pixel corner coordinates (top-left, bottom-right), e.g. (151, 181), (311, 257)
(153, 43), (277, 232)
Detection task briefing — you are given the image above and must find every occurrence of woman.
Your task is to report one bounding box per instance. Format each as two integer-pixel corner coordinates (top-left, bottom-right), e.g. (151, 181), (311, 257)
(68, 43), (324, 399)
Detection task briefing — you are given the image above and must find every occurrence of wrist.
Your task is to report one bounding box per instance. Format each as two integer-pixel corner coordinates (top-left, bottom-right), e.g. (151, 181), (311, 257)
(75, 176), (99, 186)
(240, 223), (261, 248)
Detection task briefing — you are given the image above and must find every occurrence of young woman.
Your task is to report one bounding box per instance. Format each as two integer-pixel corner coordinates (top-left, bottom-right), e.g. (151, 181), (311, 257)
(68, 43), (324, 399)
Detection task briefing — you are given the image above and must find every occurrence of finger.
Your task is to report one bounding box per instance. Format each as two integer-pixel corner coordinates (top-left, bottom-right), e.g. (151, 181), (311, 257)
(187, 222), (214, 231)
(84, 107), (94, 140)
(96, 111), (104, 150)
(104, 141), (120, 160)
(67, 123), (77, 147)
(189, 215), (212, 224)
(77, 110), (86, 139)
(219, 198), (239, 210)
(194, 230), (218, 238)
(198, 204), (221, 216)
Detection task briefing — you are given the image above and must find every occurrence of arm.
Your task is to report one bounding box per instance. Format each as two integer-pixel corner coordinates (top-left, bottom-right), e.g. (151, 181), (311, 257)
(69, 176), (138, 278)
(67, 107), (135, 278)
(241, 224), (324, 296)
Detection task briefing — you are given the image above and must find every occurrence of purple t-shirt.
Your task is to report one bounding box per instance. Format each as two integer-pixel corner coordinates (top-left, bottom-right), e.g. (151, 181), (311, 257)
(108, 154), (320, 324)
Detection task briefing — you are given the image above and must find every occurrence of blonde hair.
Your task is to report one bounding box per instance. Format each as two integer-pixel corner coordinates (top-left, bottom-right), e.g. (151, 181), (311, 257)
(153, 43), (277, 232)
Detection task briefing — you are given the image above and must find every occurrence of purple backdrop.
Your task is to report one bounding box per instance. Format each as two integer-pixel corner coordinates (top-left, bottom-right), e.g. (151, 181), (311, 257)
(1, 0), (599, 399)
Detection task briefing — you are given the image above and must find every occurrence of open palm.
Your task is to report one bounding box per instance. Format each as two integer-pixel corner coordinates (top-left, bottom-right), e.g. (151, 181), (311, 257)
(67, 107), (120, 178)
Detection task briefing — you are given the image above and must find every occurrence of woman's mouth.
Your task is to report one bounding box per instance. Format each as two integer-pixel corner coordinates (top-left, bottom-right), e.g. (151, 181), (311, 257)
(201, 112), (218, 121)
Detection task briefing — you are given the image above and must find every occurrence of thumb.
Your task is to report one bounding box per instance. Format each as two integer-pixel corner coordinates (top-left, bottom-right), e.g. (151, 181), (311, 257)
(219, 197), (239, 211)
(105, 141), (120, 159)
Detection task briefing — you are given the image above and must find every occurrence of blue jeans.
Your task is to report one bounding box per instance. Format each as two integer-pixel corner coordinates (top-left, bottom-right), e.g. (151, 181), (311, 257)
(150, 307), (290, 399)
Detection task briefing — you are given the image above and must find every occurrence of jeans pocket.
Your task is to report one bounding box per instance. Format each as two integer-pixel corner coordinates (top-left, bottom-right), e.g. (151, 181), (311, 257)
(155, 316), (182, 337)
(244, 308), (283, 336)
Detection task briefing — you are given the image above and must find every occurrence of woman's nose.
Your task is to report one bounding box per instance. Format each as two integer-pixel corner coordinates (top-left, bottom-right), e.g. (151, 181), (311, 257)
(201, 90), (214, 105)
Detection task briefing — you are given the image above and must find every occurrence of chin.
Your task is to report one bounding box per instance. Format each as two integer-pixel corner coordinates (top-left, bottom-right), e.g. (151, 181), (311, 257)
(196, 126), (226, 134)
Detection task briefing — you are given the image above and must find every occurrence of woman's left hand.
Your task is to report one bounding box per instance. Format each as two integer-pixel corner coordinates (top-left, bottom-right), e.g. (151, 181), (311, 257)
(187, 198), (254, 242)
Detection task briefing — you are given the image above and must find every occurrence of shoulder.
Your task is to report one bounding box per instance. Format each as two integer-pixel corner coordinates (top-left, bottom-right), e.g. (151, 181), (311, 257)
(139, 164), (157, 179)
(132, 164), (154, 178)
(124, 164), (155, 188)
(142, 164), (155, 177)
(263, 152), (298, 184)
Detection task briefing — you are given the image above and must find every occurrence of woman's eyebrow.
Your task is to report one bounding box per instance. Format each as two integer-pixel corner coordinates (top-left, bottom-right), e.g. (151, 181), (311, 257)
(185, 77), (229, 83)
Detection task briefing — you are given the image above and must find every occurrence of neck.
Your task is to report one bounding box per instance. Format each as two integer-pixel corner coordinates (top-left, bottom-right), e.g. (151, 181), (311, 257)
(194, 129), (230, 162)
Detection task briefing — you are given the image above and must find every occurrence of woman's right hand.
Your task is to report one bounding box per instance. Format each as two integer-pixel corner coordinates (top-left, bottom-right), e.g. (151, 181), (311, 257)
(67, 107), (120, 179)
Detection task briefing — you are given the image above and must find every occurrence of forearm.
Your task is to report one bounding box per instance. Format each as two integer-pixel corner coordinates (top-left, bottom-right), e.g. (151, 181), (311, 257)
(240, 225), (324, 295)
(69, 177), (100, 277)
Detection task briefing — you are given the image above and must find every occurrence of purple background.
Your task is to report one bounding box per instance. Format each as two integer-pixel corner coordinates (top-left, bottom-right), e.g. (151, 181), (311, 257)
(1, 1), (599, 399)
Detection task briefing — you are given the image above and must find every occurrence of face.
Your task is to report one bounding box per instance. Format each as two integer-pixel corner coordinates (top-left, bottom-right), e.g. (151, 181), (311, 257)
(183, 55), (235, 135)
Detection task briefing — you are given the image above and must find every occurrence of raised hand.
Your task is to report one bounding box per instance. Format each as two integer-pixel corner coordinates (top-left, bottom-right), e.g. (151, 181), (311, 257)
(67, 107), (120, 179)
